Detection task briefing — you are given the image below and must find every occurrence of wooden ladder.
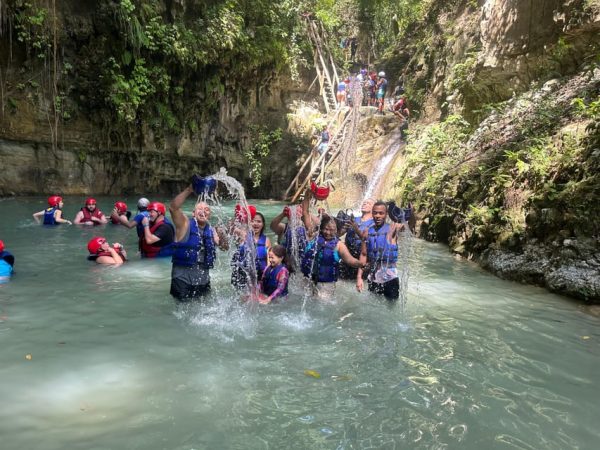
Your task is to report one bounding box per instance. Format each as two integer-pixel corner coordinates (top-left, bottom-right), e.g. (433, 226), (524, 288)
(284, 109), (352, 202)
(306, 18), (339, 113)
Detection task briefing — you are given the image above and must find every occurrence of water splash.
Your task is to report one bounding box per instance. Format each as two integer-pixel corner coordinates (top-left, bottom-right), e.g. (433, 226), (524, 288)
(209, 168), (261, 297)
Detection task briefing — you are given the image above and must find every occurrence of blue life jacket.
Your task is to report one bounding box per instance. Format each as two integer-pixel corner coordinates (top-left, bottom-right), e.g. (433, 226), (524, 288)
(281, 225), (307, 257)
(232, 233), (268, 280)
(345, 217), (374, 256)
(255, 234), (268, 276)
(43, 207), (57, 225)
(377, 78), (388, 96)
(134, 211), (150, 237)
(0, 250), (15, 267)
(262, 264), (288, 297)
(301, 236), (340, 283)
(367, 223), (398, 265)
(171, 218), (216, 268)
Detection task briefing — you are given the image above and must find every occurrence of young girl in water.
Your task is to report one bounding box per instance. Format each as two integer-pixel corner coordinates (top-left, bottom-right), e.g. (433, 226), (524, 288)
(258, 245), (290, 304)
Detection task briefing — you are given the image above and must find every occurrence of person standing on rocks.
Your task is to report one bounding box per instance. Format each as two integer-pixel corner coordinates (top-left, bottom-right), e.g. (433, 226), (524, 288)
(376, 71), (388, 115)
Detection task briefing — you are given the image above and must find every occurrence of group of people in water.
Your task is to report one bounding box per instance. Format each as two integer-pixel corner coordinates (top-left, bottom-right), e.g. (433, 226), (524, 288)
(1, 180), (409, 303)
(335, 68), (410, 138)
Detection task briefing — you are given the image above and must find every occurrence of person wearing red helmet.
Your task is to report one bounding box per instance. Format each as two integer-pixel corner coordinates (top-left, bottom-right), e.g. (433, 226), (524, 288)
(139, 201), (175, 258)
(86, 236), (127, 265)
(0, 239), (15, 282)
(169, 184), (229, 301)
(32, 196), (72, 225)
(109, 201), (131, 225)
(74, 197), (107, 225)
(112, 197), (150, 236)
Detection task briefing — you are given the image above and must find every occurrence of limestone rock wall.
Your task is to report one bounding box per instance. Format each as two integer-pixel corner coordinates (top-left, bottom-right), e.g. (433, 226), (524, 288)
(0, 0), (314, 198)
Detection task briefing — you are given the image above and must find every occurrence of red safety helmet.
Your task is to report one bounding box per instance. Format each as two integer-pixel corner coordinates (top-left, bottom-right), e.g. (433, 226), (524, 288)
(0, 239), (4, 253)
(87, 236), (107, 255)
(47, 195), (63, 207)
(114, 201), (128, 214)
(310, 181), (330, 201)
(234, 204), (257, 223)
(147, 201), (166, 216)
(85, 197), (97, 206)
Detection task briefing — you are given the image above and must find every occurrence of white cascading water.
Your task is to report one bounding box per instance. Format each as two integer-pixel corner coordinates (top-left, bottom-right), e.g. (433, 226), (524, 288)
(362, 137), (402, 202)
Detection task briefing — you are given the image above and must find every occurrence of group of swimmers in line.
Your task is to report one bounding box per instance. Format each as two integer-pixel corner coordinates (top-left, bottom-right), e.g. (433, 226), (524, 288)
(2, 182), (409, 303)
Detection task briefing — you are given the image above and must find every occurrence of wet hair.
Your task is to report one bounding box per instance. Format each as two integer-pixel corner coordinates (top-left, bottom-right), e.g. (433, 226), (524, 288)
(319, 214), (337, 233)
(254, 212), (266, 235)
(270, 244), (294, 273)
(373, 201), (388, 211)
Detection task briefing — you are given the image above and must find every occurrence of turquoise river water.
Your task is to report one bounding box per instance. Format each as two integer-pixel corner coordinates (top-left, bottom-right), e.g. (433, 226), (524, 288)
(0, 197), (599, 449)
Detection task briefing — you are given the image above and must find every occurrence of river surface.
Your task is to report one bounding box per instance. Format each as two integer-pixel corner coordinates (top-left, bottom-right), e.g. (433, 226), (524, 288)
(1, 197), (599, 449)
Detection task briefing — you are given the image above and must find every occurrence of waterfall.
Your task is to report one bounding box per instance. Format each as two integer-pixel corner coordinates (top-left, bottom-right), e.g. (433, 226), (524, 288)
(362, 137), (402, 201)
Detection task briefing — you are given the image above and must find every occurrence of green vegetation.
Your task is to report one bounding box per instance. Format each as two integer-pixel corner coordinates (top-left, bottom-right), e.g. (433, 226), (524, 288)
(3, 0), (313, 147)
(393, 83), (599, 252)
(244, 126), (283, 187)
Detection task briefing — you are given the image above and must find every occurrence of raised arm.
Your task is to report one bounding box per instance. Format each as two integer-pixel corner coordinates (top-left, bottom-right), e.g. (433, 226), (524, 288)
(388, 222), (405, 245)
(214, 226), (229, 251)
(170, 185), (193, 242)
(301, 192), (318, 240)
(270, 209), (287, 236)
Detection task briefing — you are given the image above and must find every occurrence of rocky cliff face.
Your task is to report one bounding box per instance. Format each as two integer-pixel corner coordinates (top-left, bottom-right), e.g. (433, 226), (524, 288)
(376, 0), (600, 301)
(0, 0), (313, 198)
(0, 76), (308, 197)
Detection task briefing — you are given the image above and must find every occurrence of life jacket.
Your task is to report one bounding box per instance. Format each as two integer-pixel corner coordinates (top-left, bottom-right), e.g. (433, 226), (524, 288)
(255, 234), (268, 277)
(377, 78), (388, 95)
(134, 211), (150, 237)
(171, 218), (216, 268)
(140, 219), (175, 258)
(262, 264), (288, 297)
(281, 225), (307, 257)
(87, 248), (126, 262)
(80, 207), (104, 225)
(43, 207), (58, 225)
(345, 217), (374, 257)
(366, 223), (398, 266)
(301, 235), (340, 283)
(393, 99), (406, 112)
(0, 250), (15, 267)
(232, 233), (268, 280)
